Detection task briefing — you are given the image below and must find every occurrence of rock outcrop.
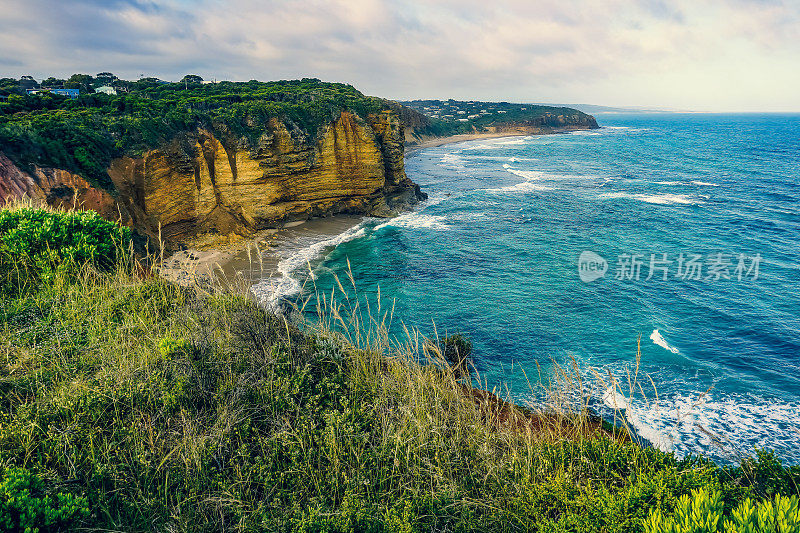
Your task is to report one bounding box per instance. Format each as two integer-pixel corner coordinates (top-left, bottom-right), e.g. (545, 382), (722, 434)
(484, 111), (599, 134)
(0, 110), (425, 245)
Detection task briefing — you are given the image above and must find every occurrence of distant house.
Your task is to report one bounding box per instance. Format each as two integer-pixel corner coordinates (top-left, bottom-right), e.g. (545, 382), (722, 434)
(95, 85), (117, 95)
(26, 88), (80, 99)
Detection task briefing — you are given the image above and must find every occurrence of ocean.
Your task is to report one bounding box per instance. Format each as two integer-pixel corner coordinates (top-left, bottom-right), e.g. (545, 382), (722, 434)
(252, 113), (800, 465)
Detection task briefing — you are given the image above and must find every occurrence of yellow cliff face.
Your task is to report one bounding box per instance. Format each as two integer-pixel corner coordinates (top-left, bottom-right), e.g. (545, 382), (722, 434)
(0, 110), (423, 245)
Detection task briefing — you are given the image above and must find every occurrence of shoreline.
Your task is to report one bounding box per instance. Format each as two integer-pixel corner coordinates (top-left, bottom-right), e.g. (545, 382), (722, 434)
(161, 127), (581, 293)
(404, 126), (598, 156)
(404, 132), (529, 155)
(160, 215), (365, 292)
(160, 129), (564, 292)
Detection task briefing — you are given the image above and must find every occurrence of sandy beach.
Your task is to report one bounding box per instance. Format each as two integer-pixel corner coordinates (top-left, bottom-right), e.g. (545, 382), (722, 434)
(161, 132), (535, 294)
(405, 132), (528, 155)
(160, 215), (365, 291)
(160, 134), (512, 289)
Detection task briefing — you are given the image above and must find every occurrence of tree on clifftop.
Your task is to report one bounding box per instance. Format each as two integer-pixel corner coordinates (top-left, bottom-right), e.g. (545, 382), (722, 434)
(181, 74), (203, 85)
(64, 74), (94, 93)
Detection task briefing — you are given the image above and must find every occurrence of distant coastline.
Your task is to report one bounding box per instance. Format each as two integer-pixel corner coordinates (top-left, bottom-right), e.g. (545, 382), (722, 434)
(404, 126), (599, 156)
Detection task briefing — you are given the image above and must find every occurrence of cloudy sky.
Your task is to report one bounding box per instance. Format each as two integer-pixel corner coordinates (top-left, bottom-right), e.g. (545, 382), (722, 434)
(1, 0), (798, 111)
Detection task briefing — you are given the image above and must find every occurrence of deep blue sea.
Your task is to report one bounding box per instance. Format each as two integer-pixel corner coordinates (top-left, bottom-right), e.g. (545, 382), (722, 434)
(255, 113), (800, 464)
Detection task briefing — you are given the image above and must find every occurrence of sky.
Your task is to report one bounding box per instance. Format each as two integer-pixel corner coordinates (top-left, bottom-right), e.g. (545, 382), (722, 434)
(1, 0), (798, 112)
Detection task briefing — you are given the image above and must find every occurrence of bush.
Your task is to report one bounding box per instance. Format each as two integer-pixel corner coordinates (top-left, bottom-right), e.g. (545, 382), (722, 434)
(0, 206), (131, 290)
(426, 333), (473, 378)
(0, 467), (89, 532)
(645, 487), (800, 533)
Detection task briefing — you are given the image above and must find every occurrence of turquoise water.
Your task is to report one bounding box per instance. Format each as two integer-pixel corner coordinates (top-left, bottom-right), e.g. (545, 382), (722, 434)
(257, 114), (800, 464)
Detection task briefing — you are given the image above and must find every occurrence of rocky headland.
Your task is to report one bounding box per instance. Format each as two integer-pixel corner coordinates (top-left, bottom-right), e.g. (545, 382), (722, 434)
(0, 80), (598, 252)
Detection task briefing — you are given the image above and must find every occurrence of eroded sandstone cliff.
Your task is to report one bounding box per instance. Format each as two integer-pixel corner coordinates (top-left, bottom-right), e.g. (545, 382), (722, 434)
(0, 110), (424, 245)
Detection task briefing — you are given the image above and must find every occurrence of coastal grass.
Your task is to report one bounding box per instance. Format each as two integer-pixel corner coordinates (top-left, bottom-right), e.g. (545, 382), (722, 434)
(1, 206), (799, 532)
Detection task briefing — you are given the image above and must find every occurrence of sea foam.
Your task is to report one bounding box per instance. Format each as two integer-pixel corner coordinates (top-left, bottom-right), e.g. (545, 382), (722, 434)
(599, 192), (700, 205)
(650, 329), (680, 353)
(627, 394), (800, 463)
(251, 223), (367, 311)
(439, 152), (466, 170)
(374, 213), (448, 231)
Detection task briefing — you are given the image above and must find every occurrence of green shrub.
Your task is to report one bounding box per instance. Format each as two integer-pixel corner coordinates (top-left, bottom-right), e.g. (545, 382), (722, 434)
(0, 467), (89, 532)
(645, 487), (800, 533)
(727, 450), (800, 499)
(0, 206), (131, 290)
(426, 333), (473, 378)
(726, 495), (800, 533)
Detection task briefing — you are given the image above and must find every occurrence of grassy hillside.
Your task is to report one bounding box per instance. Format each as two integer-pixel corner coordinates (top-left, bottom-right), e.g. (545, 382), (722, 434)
(1, 205), (799, 532)
(0, 78), (385, 190)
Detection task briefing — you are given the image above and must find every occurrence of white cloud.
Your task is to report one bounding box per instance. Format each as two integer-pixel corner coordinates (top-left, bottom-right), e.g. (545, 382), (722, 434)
(0, 0), (798, 111)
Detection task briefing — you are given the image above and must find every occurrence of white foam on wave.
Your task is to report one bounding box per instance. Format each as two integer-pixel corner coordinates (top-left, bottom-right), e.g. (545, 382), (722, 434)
(461, 143), (496, 151)
(594, 384), (800, 462)
(487, 181), (553, 193)
(250, 223), (367, 311)
(505, 168), (550, 180)
(625, 394), (800, 463)
(603, 387), (630, 410)
(650, 329), (680, 354)
(487, 164), (601, 193)
(439, 152), (465, 170)
(503, 165), (590, 181)
(599, 192), (700, 205)
(374, 212), (448, 231)
(656, 181), (683, 186)
(691, 180), (720, 187)
(495, 137), (527, 145)
(602, 126), (650, 133)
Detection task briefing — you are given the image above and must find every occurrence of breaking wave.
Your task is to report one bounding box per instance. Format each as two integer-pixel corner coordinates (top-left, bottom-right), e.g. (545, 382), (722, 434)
(250, 223), (367, 311)
(650, 329), (680, 354)
(374, 213), (449, 231)
(628, 394), (800, 463)
(599, 192), (701, 205)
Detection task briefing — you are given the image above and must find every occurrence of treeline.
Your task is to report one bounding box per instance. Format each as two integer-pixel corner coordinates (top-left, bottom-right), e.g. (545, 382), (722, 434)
(0, 74), (386, 190)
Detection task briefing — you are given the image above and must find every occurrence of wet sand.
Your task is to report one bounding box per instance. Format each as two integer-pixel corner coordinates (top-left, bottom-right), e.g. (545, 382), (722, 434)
(162, 134), (512, 292)
(161, 215), (364, 291)
(405, 132), (527, 155)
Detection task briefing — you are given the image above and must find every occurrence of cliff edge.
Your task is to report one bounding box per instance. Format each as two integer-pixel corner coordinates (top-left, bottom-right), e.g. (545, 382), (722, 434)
(0, 80), (425, 246)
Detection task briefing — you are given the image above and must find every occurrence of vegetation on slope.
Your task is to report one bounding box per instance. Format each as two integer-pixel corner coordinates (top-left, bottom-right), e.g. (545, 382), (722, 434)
(399, 99), (598, 138)
(0, 76), (385, 190)
(1, 205), (799, 532)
